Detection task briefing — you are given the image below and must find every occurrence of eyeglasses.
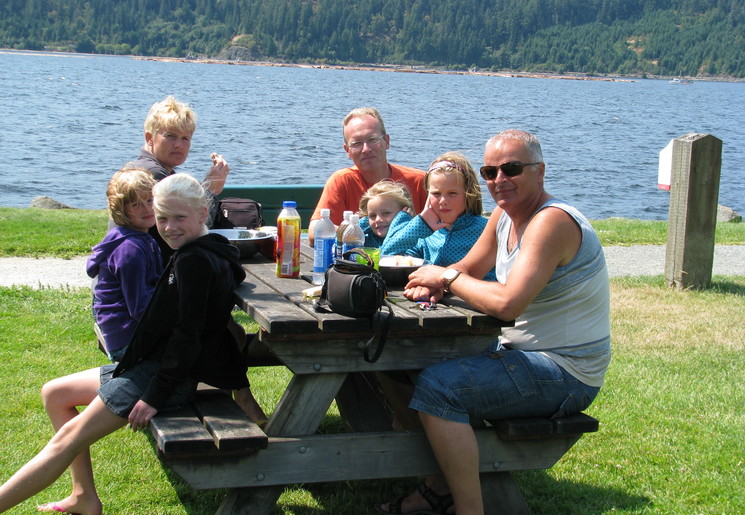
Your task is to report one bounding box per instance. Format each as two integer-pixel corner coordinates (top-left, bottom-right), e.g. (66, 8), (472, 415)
(347, 135), (386, 151)
(479, 161), (541, 180)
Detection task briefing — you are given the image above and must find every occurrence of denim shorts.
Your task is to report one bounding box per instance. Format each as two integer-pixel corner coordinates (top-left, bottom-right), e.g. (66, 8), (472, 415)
(107, 346), (127, 363)
(409, 342), (599, 424)
(98, 360), (197, 418)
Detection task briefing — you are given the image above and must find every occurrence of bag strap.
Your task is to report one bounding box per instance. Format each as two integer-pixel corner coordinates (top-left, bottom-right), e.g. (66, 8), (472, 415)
(363, 299), (393, 363)
(342, 248), (374, 268)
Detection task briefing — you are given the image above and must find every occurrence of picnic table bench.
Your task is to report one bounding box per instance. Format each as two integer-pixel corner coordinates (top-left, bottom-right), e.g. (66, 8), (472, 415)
(149, 239), (600, 514)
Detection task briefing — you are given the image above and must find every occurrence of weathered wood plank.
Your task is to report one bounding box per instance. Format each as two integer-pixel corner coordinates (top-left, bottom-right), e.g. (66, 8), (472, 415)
(481, 472), (532, 515)
(234, 280), (319, 335)
(265, 373), (347, 436)
(162, 428), (582, 489)
(335, 372), (393, 432)
(191, 390), (268, 452)
(261, 333), (494, 374)
(150, 406), (216, 456)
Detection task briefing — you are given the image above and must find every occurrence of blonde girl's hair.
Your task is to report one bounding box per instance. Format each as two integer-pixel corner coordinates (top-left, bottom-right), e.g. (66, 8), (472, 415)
(359, 179), (414, 216)
(107, 168), (157, 227)
(143, 96), (197, 136)
(152, 173), (207, 219)
(425, 151), (482, 215)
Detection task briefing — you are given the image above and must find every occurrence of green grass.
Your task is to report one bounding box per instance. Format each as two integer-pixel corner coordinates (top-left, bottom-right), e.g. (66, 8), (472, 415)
(0, 208), (109, 258)
(1, 207), (744, 258)
(1, 279), (743, 514)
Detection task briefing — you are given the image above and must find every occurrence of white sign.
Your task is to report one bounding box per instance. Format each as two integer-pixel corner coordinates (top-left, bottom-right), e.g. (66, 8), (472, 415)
(658, 139), (673, 191)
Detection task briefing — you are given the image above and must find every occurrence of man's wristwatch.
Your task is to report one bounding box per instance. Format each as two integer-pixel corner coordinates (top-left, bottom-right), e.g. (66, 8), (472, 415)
(441, 268), (462, 293)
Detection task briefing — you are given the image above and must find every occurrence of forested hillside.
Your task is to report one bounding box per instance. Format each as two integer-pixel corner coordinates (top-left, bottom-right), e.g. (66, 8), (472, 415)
(2, 0), (743, 78)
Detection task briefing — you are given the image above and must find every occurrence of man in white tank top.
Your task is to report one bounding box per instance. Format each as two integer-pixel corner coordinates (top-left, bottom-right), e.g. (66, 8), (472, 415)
(377, 130), (610, 515)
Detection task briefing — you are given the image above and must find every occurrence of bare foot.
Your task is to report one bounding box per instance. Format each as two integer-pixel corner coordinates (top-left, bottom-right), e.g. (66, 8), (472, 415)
(37, 494), (102, 515)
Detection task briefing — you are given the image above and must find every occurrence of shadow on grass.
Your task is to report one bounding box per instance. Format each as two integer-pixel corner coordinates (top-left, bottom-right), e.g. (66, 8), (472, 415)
(516, 469), (650, 514)
(142, 431), (226, 513)
(709, 279), (745, 295)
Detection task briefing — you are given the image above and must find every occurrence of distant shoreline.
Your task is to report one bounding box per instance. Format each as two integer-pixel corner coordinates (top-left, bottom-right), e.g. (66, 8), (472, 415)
(6, 48), (743, 83)
(129, 55), (743, 83)
(133, 55), (640, 82)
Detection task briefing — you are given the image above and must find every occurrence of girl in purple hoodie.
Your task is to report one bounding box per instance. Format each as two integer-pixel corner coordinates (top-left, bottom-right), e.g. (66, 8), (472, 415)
(87, 168), (163, 361)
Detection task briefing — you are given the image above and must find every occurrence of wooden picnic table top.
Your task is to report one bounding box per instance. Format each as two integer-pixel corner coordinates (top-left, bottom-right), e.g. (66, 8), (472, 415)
(235, 241), (510, 374)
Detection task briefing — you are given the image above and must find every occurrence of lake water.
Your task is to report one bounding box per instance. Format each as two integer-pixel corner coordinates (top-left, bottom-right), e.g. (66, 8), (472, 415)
(1, 49), (744, 220)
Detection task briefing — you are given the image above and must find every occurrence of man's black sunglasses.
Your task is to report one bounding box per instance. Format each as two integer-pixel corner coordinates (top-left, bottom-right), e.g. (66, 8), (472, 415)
(480, 161), (541, 180)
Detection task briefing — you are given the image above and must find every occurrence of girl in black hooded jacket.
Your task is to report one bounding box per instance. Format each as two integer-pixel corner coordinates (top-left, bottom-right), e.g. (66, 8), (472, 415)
(0, 173), (265, 515)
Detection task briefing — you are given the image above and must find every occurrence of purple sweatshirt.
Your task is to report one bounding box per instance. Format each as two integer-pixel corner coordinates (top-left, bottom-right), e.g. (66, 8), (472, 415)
(86, 226), (163, 355)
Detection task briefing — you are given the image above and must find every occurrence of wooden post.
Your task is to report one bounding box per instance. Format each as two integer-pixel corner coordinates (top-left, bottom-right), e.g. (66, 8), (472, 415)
(664, 133), (722, 289)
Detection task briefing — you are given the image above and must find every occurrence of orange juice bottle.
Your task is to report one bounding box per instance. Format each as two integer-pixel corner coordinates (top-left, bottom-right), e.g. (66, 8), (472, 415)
(275, 201), (301, 277)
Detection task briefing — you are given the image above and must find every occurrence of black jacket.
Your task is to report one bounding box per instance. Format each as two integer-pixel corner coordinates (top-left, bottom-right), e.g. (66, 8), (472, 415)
(114, 233), (248, 409)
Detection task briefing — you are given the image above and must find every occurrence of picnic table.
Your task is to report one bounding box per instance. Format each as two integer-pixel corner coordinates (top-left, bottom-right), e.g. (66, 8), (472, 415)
(150, 240), (598, 514)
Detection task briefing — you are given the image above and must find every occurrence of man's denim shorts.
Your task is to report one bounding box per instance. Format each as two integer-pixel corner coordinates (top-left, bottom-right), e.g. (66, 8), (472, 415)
(98, 360), (197, 418)
(409, 342), (599, 424)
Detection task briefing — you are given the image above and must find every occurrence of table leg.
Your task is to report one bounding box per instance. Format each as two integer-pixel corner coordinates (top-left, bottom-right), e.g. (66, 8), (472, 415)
(335, 372), (393, 432)
(217, 372), (348, 514)
(481, 472), (532, 514)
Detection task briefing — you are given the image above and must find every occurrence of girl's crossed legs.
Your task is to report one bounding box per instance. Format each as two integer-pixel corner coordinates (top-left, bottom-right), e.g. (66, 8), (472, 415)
(0, 368), (127, 515)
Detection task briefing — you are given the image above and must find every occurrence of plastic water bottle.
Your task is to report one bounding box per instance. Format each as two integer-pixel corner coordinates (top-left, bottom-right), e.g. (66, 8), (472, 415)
(335, 210), (353, 260)
(312, 208), (335, 285)
(275, 201), (301, 278)
(342, 214), (365, 255)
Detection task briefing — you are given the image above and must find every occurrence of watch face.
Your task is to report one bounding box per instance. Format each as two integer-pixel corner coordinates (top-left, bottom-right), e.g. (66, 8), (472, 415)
(444, 269), (459, 280)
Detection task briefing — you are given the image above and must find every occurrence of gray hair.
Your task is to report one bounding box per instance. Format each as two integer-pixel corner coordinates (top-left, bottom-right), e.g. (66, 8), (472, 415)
(486, 129), (543, 163)
(342, 107), (387, 142)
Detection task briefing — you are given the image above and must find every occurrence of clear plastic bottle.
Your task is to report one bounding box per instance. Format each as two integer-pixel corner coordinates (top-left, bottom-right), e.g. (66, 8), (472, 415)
(312, 208), (335, 285)
(335, 210), (353, 260)
(275, 201), (301, 278)
(342, 214), (365, 255)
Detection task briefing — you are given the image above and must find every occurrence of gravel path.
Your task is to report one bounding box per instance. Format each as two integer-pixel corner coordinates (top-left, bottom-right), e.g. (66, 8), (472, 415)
(1, 246), (743, 289)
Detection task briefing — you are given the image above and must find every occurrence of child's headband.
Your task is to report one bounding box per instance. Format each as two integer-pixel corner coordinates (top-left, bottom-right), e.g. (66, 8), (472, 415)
(427, 160), (466, 174)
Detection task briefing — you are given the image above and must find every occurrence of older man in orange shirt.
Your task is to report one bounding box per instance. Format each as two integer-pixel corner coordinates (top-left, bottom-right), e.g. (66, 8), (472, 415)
(308, 107), (427, 245)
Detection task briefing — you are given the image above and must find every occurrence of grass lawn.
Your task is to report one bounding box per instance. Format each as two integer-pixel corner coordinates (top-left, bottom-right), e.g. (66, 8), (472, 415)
(0, 277), (743, 514)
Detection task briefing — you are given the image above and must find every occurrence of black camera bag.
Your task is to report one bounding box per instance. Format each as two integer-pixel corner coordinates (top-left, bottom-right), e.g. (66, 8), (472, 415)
(316, 249), (393, 362)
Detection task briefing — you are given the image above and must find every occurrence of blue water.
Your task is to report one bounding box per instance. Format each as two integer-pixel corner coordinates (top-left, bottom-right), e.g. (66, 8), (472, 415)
(1, 49), (744, 220)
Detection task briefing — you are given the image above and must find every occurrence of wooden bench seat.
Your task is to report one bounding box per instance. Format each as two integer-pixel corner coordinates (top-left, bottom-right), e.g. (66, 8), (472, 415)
(492, 412), (599, 440)
(150, 386), (267, 458)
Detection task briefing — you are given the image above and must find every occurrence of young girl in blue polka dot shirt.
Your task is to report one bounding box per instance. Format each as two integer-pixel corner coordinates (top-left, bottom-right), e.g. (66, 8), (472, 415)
(359, 179), (415, 247)
(380, 151), (496, 281)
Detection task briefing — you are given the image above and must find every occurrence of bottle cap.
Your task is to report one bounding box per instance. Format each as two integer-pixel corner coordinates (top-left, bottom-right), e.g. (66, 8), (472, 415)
(350, 214), (360, 223)
(282, 201), (297, 208)
(320, 208), (330, 217)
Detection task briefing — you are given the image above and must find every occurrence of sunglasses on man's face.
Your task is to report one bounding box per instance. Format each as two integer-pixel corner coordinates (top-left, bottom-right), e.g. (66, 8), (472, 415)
(479, 161), (541, 180)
